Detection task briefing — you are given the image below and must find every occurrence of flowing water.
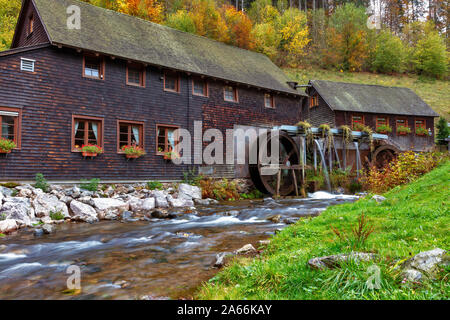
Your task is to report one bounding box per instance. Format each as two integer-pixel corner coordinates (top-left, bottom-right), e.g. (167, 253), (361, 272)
(0, 193), (357, 300)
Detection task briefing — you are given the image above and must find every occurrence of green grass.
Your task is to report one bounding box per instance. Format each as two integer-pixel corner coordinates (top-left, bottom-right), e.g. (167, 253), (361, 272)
(285, 67), (450, 121)
(198, 162), (450, 300)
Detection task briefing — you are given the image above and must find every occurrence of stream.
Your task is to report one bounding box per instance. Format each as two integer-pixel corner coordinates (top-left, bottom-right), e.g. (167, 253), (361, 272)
(0, 192), (358, 300)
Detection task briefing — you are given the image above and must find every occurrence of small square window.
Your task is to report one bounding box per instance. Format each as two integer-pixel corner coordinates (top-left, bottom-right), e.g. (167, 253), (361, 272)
(264, 93), (275, 109)
(127, 64), (145, 87)
(20, 58), (35, 72)
(164, 71), (180, 92)
(352, 115), (364, 130)
(83, 55), (104, 80)
(224, 86), (238, 102)
(193, 78), (208, 96)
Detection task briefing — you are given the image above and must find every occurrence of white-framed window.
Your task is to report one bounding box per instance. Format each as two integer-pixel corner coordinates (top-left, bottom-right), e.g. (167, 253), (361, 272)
(20, 58), (35, 72)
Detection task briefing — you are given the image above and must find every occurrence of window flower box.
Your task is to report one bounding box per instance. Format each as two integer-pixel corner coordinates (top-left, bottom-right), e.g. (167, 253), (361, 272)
(121, 145), (146, 159)
(415, 127), (428, 136)
(163, 151), (180, 161)
(376, 125), (392, 134)
(397, 126), (411, 136)
(0, 138), (16, 154)
(81, 144), (103, 158)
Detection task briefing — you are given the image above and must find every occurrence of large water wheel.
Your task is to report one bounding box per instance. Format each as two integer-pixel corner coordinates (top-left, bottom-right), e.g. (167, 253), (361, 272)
(249, 131), (300, 196)
(371, 145), (399, 169)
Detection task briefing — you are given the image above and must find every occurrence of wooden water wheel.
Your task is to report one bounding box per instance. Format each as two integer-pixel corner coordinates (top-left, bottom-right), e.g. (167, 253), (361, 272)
(249, 131), (300, 196)
(371, 145), (399, 169)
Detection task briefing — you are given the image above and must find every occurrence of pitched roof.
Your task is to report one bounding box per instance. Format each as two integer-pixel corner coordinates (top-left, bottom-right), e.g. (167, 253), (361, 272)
(30, 0), (304, 96)
(310, 80), (439, 117)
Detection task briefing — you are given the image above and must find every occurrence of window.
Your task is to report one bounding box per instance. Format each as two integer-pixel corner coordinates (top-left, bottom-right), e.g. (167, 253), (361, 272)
(264, 93), (275, 109)
(28, 15), (34, 36)
(376, 116), (388, 129)
(396, 118), (408, 131)
(126, 63), (145, 87)
(164, 71), (180, 92)
(83, 55), (104, 80)
(352, 115), (364, 130)
(309, 95), (319, 108)
(192, 78), (208, 96)
(415, 119), (426, 134)
(0, 107), (21, 148)
(157, 125), (179, 154)
(20, 58), (35, 72)
(72, 116), (103, 151)
(224, 86), (238, 102)
(117, 121), (144, 151)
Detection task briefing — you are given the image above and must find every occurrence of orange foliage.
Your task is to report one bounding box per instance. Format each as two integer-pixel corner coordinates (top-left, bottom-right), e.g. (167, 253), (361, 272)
(220, 5), (255, 50)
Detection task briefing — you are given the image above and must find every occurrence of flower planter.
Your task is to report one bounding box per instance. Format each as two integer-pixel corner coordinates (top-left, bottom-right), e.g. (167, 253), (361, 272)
(416, 133), (426, 136)
(0, 149), (11, 154)
(126, 154), (140, 159)
(82, 152), (98, 157)
(377, 131), (388, 134)
(397, 131), (408, 136)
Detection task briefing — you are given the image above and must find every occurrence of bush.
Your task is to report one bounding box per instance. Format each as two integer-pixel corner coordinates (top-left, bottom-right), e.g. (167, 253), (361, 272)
(372, 30), (406, 74)
(413, 30), (448, 78)
(240, 189), (264, 200)
(182, 168), (203, 186)
(35, 173), (49, 192)
(360, 151), (448, 193)
(50, 210), (65, 220)
(147, 181), (163, 190)
(436, 117), (449, 144)
(80, 178), (100, 191)
(199, 178), (240, 201)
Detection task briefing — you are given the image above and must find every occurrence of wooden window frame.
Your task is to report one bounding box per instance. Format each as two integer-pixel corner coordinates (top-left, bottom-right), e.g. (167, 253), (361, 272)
(156, 124), (179, 155)
(395, 117), (408, 133)
(264, 93), (275, 109)
(71, 115), (104, 152)
(82, 54), (105, 80)
(192, 77), (208, 97)
(117, 120), (145, 153)
(223, 86), (239, 103)
(309, 95), (319, 108)
(163, 71), (180, 93)
(351, 115), (365, 130)
(0, 106), (22, 150)
(376, 116), (389, 129)
(414, 118), (427, 135)
(126, 63), (146, 87)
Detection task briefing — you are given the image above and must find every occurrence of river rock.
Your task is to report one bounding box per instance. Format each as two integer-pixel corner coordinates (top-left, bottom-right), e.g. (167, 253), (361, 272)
(235, 244), (257, 255)
(1, 197), (34, 227)
(17, 188), (32, 198)
(32, 194), (69, 218)
(213, 252), (234, 268)
(308, 252), (377, 270)
(65, 186), (81, 199)
(0, 191), (3, 209)
(0, 219), (18, 233)
(195, 198), (219, 206)
(372, 195), (387, 203)
(167, 195), (193, 208)
(267, 215), (282, 223)
(283, 217), (298, 225)
(92, 198), (128, 212)
(223, 210), (239, 216)
(153, 191), (169, 208)
(400, 248), (447, 281)
(258, 240), (271, 246)
(0, 186), (13, 197)
(70, 200), (98, 223)
(42, 223), (53, 234)
(178, 184), (202, 201)
(150, 209), (176, 219)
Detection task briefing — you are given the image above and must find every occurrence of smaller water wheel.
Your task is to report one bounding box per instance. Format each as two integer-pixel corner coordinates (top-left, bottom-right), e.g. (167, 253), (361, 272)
(249, 131), (300, 196)
(372, 145), (399, 169)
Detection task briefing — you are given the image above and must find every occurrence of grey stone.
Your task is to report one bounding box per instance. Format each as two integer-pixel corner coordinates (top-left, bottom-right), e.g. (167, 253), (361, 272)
(92, 198), (129, 212)
(214, 252), (233, 268)
(0, 187), (13, 197)
(32, 194), (69, 218)
(178, 184), (202, 201)
(402, 269), (423, 282)
(33, 228), (44, 237)
(372, 195), (387, 203)
(42, 224), (53, 234)
(308, 252), (377, 270)
(70, 200), (98, 223)
(235, 244), (257, 255)
(1, 197), (34, 227)
(223, 210), (240, 216)
(401, 248), (447, 278)
(283, 217), (298, 225)
(153, 191), (169, 208)
(195, 198), (219, 206)
(0, 219), (18, 233)
(267, 215), (282, 223)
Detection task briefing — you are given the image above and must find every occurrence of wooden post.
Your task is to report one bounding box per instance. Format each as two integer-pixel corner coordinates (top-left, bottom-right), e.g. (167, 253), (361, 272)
(292, 169), (299, 197)
(276, 169), (281, 198)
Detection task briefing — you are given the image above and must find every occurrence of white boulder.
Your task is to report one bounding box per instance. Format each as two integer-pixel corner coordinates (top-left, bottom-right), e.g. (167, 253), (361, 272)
(0, 219), (18, 233)
(178, 184), (202, 201)
(32, 194), (69, 218)
(70, 200), (98, 223)
(1, 197), (34, 227)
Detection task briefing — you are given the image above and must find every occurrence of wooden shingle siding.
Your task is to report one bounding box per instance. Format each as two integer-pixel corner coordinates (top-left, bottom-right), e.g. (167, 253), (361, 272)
(0, 46), (302, 181)
(302, 88), (335, 127)
(12, 0), (49, 48)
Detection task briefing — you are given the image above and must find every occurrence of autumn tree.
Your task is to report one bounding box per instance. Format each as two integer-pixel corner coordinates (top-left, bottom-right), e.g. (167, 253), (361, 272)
(372, 30), (407, 73)
(413, 25), (448, 78)
(117, 0), (165, 23)
(165, 9), (197, 33)
(220, 5), (255, 49)
(0, 0), (21, 51)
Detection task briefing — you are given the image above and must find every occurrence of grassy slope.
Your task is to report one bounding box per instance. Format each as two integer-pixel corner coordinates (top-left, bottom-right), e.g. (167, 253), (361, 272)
(198, 162), (450, 300)
(284, 68), (450, 121)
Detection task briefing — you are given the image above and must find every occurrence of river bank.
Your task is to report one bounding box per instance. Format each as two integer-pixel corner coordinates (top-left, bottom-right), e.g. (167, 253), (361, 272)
(198, 162), (450, 300)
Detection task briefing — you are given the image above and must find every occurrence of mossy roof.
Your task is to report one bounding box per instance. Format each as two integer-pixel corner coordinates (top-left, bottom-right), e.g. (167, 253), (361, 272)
(310, 80), (439, 117)
(33, 0), (304, 96)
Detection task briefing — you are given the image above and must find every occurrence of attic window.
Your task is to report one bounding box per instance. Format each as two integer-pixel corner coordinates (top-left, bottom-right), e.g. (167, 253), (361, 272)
(28, 15), (34, 36)
(192, 78), (208, 96)
(309, 95), (319, 108)
(224, 86), (238, 102)
(20, 58), (35, 72)
(164, 71), (180, 93)
(83, 55), (104, 80)
(264, 93), (275, 109)
(127, 63), (145, 87)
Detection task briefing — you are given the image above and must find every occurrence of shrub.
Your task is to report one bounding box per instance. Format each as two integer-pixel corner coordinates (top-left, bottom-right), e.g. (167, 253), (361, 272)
(330, 168), (352, 190)
(182, 168), (203, 186)
(199, 178), (240, 201)
(436, 117), (450, 144)
(360, 151), (448, 193)
(240, 189), (264, 200)
(35, 173), (49, 192)
(147, 181), (163, 190)
(80, 178), (100, 191)
(50, 210), (65, 220)
(0, 138), (16, 152)
(331, 213), (375, 250)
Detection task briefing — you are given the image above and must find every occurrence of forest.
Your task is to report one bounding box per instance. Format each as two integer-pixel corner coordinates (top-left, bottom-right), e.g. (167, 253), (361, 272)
(0, 0), (448, 79)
